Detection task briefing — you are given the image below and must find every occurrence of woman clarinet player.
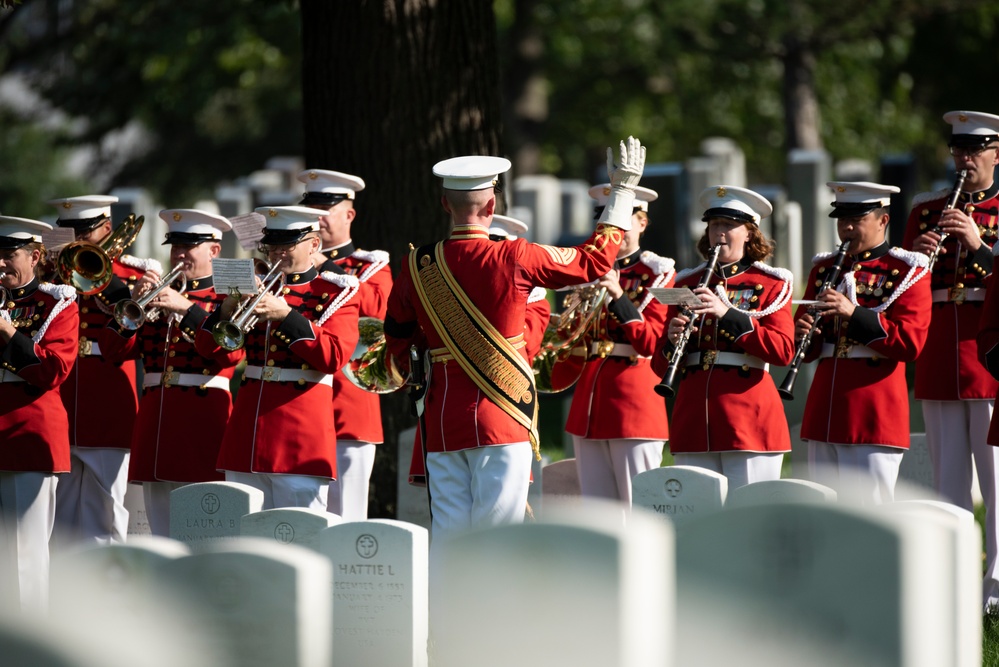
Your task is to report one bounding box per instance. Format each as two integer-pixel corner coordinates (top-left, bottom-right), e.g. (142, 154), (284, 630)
(652, 186), (794, 489)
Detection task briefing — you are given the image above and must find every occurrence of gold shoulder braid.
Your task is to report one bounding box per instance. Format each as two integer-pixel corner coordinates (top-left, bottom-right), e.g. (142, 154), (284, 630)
(410, 243), (540, 459)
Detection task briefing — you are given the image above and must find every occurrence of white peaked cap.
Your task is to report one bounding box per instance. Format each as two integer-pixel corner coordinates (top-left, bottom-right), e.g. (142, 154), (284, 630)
(826, 181), (900, 218)
(432, 155), (511, 191)
(47, 195), (118, 221)
(159, 209), (232, 241)
(297, 169), (366, 199)
(589, 183), (658, 212)
(943, 110), (999, 137)
(698, 185), (773, 224)
(255, 206), (323, 245)
(488, 214), (529, 239)
(0, 216), (53, 246)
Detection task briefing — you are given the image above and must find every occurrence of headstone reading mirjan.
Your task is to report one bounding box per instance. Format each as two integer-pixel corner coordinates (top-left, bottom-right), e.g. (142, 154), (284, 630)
(631, 465), (727, 526)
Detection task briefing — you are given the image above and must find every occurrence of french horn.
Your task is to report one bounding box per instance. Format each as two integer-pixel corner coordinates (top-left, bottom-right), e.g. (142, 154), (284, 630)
(532, 283), (607, 393)
(341, 317), (407, 394)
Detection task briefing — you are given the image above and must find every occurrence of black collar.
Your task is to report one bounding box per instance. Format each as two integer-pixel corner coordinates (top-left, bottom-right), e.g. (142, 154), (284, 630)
(324, 241), (355, 260)
(186, 275), (214, 291)
(616, 249), (642, 269)
(10, 278), (40, 300)
(717, 255), (754, 278)
(959, 180), (999, 204)
(851, 241), (890, 262)
(286, 267), (318, 285)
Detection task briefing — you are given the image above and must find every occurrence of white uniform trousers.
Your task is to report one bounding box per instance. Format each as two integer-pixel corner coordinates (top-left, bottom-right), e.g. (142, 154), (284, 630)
(327, 440), (377, 520)
(142, 481), (187, 537)
(224, 471), (328, 511)
(672, 452), (784, 490)
(923, 399), (999, 612)
(53, 447), (129, 547)
(807, 442), (903, 504)
(0, 472), (57, 613)
(572, 436), (664, 504)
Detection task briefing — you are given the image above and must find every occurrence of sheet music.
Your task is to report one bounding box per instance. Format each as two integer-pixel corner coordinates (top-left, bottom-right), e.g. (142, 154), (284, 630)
(648, 287), (702, 307)
(210, 258), (258, 293)
(228, 213), (266, 251)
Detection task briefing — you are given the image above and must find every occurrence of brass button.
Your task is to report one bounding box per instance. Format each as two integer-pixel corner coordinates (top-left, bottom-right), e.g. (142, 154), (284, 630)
(267, 359), (275, 367)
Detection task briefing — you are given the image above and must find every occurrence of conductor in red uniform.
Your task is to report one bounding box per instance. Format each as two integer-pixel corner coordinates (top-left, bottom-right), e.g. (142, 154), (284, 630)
(908, 111), (999, 614)
(0, 216), (78, 611)
(568, 184), (673, 503)
(384, 137), (646, 545)
(100, 209), (242, 536)
(47, 195), (160, 545)
(653, 186), (794, 488)
(197, 206), (360, 510)
(299, 169), (393, 521)
(796, 182), (931, 502)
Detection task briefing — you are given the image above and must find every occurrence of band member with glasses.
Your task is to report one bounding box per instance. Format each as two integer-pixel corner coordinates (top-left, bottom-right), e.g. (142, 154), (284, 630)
(197, 206), (360, 510)
(0, 216), (78, 611)
(910, 111), (999, 614)
(46, 195), (160, 546)
(99, 210), (242, 536)
(298, 169), (393, 521)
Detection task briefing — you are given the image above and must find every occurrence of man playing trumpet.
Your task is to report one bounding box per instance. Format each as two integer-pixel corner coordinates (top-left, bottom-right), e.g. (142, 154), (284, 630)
(100, 209), (242, 536)
(197, 206), (360, 510)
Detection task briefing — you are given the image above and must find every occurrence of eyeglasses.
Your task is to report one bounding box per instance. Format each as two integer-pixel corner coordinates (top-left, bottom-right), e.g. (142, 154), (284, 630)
(949, 145), (999, 157)
(256, 236), (318, 254)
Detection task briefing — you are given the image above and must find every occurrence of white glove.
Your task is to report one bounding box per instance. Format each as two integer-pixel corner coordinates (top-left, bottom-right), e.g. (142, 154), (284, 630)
(597, 136), (646, 231)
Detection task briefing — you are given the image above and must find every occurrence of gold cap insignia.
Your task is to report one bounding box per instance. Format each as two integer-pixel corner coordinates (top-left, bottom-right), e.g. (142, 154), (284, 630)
(837, 186), (846, 193)
(62, 202), (72, 209)
(172, 212), (182, 221)
(308, 172), (318, 180)
(492, 178), (498, 186)
(603, 186), (612, 196)
(716, 187), (727, 197)
(959, 114), (968, 122)
(268, 209), (278, 217)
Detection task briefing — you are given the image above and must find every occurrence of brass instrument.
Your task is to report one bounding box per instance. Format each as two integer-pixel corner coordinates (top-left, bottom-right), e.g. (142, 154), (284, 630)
(211, 261), (286, 352)
(0, 273), (8, 317)
(532, 283), (607, 393)
(56, 214), (144, 295)
(777, 240), (851, 400)
(341, 317), (407, 393)
(654, 242), (725, 398)
(926, 169), (969, 273)
(112, 263), (188, 331)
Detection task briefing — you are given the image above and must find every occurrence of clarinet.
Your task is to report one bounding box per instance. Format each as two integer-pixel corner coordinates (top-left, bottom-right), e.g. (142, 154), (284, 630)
(925, 169), (968, 273)
(654, 242), (725, 398)
(777, 240), (851, 401)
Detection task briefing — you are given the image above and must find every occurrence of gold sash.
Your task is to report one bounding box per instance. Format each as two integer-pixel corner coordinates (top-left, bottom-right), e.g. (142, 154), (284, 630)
(410, 243), (540, 459)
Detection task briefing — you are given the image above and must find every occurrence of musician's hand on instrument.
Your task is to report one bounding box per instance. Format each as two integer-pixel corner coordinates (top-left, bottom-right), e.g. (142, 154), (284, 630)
(220, 292), (241, 319)
(252, 293), (292, 322)
(133, 272), (160, 300)
(815, 289), (855, 320)
(151, 287), (193, 315)
(938, 208), (982, 249)
(690, 286), (727, 319)
(795, 312), (817, 339)
(667, 314), (692, 346)
(912, 231), (942, 256)
(606, 136), (646, 190)
(597, 270), (623, 299)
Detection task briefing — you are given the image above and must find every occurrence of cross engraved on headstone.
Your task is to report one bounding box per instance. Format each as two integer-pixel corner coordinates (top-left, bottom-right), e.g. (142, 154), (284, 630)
(202, 493), (220, 514)
(665, 479), (682, 498)
(356, 534), (378, 559)
(757, 515), (819, 594)
(274, 522), (295, 543)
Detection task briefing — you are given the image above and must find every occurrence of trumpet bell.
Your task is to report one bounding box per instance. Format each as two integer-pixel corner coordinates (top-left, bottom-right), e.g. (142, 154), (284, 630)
(112, 300), (146, 331)
(532, 338), (587, 394)
(212, 321), (245, 352)
(56, 214), (145, 296)
(342, 317), (407, 394)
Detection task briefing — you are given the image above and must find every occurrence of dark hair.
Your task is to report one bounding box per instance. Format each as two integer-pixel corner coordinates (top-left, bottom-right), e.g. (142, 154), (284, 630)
(696, 222), (774, 262)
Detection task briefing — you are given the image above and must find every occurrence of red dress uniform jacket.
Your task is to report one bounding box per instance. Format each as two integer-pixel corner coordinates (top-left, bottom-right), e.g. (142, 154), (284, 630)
(975, 260), (999, 445)
(196, 268), (360, 478)
(651, 258), (795, 453)
(524, 287), (551, 363)
(324, 243), (393, 444)
(385, 223), (625, 454)
(0, 281), (78, 472)
(567, 249), (674, 440)
(902, 184), (999, 400)
(797, 243), (931, 449)
(61, 255), (160, 449)
(100, 276), (242, 483)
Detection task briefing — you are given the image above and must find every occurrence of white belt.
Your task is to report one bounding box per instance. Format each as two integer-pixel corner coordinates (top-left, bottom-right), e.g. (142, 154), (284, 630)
(244, 365), (333, 386)
(589, 342), (649, 359)
(684, 351), (769, 371)
(143, 372), (230, 391)
(0, 371), (25, 383)
(79, 339), (101, 357)
(820, 343), (879, 359)
(931, 287), (985, 303)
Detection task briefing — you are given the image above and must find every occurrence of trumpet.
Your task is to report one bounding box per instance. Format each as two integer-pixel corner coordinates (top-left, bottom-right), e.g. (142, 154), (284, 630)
(57, 214), (144, 295)
(112, 263), (187, 331)
(925, 169), (968, 273)
(777, 240), (851, 400)
(654, 242), (725, 398)
(211, 260), (286, 352)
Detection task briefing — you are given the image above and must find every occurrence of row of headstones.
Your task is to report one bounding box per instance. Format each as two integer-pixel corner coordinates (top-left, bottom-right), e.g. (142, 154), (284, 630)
(6, 478), (981, 667)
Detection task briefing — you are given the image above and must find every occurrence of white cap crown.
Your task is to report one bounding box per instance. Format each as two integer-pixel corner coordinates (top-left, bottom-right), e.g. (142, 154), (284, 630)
(433, 156), (511, 191)
(0, 216), (53, 247)
(47, 195), (118, 222)
(589, 183), (658, 212)
(297, 169), (365, 199)
(698, 185), (772, 224)
(944, 110), (999, 140)
(488, 214), (529, 239)
(159, 209), (232, 242)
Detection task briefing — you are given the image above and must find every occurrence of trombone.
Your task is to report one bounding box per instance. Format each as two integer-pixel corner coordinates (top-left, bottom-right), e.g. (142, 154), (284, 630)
(211, 260), (286, 352)
(112, 263), (188, 331)
(57, 214), (144, 295)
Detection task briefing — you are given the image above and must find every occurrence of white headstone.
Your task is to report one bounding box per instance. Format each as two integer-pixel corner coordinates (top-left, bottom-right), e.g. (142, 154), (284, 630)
(396, 426), (431, 529)
(512, 175), (562, 245)
(433, 500), (674, 667)
(169, 481), (263, 552)
(319, 519), (429, 667)
(241, 507), (341, 551)
(540, 458), (581, 516)
(124, 483), (151, 537)
(676, 502), (954, 666)
(632, 465), (727, 526)
(161, 538), (332, 667)
(560, 179), (594, 239)
(700, 137), (746, 187)
(896, 433), (935, 499)
(726, 479), (836, 507)
(527, 454), (547, 519)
